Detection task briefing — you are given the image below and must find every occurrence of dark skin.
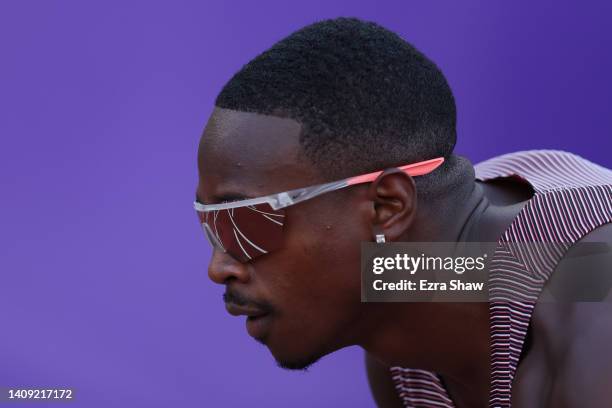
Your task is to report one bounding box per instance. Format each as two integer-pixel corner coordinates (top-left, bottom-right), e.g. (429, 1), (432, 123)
(197, 107), (612, 407)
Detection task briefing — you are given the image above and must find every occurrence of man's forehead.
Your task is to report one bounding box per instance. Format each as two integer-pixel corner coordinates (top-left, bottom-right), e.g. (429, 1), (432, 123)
(198, 108), (323, 200)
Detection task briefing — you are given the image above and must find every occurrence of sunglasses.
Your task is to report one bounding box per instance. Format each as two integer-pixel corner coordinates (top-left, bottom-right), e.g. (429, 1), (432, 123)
(194, 157), (444, 263)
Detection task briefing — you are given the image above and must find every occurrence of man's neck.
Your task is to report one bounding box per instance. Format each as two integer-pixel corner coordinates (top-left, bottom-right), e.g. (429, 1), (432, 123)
(362, 301), (491, 406)
(360, 159), (534, 407)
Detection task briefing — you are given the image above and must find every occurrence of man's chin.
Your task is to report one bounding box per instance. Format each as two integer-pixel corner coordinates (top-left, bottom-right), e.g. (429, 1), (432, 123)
(265, 342), (328, 371)
(261, 328), (343, 371)
(274, 355), (322, 371)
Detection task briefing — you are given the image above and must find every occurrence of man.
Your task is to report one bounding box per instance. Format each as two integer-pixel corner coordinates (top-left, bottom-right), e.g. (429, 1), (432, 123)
(194, 18), (612, 407)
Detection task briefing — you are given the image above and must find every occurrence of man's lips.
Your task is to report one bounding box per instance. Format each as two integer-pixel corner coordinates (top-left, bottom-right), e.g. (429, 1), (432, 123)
(225, 302), (268, 318)
(225, 302), (273, 340)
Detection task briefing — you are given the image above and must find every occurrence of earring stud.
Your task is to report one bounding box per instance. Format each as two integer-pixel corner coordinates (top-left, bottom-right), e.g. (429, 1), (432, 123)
(376, 233), (386, 244)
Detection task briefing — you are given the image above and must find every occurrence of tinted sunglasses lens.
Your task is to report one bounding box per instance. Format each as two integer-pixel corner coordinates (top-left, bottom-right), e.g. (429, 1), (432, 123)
(200, 203), (285, 263)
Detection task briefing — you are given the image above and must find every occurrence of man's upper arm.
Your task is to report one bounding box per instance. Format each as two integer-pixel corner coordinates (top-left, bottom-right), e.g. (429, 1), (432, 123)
(548, 299), (612, 407)
(365, 352), (405, 408)
(543, 222), (612, 302)
(546, 222), (612, 407)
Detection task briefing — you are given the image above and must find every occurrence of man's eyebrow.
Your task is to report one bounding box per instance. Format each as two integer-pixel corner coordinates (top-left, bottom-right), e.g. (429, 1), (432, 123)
(195, 192), (252, 204)
(214, 193), (252, 203)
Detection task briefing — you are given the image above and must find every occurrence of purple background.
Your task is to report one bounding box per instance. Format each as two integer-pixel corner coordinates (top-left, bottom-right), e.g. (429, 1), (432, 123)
(1, 1), (610, 407)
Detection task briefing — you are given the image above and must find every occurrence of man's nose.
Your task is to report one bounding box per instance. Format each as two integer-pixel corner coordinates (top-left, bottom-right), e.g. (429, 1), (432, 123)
(207, 249), (251, 284)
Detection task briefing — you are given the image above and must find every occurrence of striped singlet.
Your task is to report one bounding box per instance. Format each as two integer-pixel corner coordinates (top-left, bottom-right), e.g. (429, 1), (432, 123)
(389, 150), (612, 408)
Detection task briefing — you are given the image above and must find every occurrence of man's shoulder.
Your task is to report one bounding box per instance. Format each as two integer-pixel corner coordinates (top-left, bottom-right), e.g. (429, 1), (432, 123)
(474, 150), (612, 193)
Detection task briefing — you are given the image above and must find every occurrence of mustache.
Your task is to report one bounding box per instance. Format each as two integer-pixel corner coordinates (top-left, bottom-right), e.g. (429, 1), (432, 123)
(223, 289), (273, 313)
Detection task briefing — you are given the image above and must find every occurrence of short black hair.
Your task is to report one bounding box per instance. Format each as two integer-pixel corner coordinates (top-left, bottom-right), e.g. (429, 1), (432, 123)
(216, 17), (467, 198)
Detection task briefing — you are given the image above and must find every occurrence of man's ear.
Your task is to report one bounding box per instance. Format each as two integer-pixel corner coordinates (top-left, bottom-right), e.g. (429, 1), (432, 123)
(366, 168), (418, 241)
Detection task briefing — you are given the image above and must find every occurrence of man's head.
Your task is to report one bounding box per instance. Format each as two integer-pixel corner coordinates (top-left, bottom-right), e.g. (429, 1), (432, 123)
(196, 18), (461, 369)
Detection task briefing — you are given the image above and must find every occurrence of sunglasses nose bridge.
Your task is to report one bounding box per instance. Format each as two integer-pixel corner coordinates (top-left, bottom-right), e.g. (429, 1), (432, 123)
(202, 222), (224, 251)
